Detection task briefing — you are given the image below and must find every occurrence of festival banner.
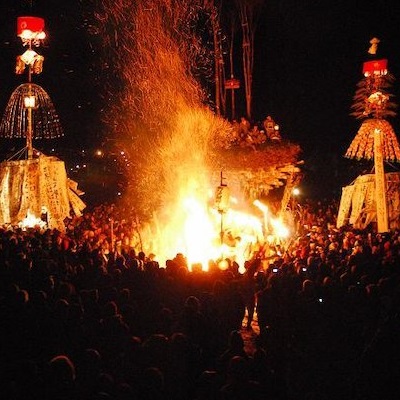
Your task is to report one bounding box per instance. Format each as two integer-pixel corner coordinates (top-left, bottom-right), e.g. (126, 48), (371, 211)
(336, 185), (354, 228)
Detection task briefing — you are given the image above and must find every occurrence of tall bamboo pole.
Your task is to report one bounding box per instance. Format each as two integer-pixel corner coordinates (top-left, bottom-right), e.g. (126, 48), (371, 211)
(374, 128), (389, 232)
(27, 57), (34, 159)
(229, 20), (236, 120)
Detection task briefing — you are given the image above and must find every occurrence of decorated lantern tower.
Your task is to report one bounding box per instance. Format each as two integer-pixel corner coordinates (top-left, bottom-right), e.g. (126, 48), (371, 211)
(341, 38), (400, 233)
(0, 16), (85, 230)
(0, 16), (63, 157)
(0, 16), (63, 159)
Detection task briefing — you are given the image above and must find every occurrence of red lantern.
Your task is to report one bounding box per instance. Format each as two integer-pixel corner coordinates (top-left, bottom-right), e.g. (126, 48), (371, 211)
(362, 59), (388, 77)
(225, 78), (240, 89)
(17, 16), (46, 41)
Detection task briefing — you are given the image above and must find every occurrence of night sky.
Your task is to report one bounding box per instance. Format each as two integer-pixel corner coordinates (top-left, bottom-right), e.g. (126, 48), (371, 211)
(254, 0), (400, 157)
(1, 0), (400, 197)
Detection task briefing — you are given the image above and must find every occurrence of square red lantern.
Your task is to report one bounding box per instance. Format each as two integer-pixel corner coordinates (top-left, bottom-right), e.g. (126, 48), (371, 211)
(225, 78), (240, 89)
(362, 59), (388, 77)
(17, 16), (46, 41)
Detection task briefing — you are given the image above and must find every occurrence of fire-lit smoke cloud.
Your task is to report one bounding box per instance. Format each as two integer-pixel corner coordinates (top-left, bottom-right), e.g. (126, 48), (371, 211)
(92, 0), (233, 265)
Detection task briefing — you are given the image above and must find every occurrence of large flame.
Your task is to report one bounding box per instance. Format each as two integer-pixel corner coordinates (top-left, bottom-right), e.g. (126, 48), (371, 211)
(94, 1), (291, 271)
(140, 190), (265, 271)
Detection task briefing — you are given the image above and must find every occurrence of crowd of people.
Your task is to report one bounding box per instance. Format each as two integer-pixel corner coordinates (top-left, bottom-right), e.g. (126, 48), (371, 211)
(229, 116), (282, 149)
(1, 199), (400, 400)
